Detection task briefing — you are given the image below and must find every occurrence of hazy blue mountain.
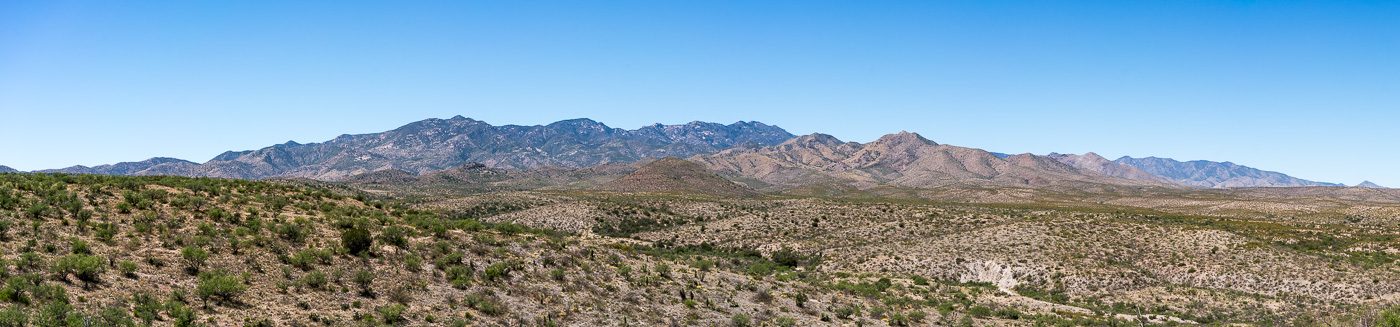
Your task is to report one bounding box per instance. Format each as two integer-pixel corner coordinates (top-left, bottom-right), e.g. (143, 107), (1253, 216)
(1115, 156), (1343, 188)
(34, 157), (199, 176)
(43, 117), (795, 181)
(1357, 181), (1388, 189)
(0, 166), (16, 173)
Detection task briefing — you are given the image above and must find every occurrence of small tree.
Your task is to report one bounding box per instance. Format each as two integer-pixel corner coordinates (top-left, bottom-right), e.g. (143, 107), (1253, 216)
(181, 247), (209, 274)
(342, 228), (373, 256)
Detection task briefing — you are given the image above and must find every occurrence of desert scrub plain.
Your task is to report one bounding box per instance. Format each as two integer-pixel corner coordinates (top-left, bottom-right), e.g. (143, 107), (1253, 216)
(417, 189), (1400, 326)
(0, 172), (1175, 327)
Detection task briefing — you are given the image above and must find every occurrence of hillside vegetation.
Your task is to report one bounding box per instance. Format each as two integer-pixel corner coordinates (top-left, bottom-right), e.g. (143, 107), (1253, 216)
(2, 172), (1398, 326)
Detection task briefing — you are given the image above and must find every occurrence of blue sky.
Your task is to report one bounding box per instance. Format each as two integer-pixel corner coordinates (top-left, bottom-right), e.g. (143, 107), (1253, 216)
(2, 1), (1397, 186)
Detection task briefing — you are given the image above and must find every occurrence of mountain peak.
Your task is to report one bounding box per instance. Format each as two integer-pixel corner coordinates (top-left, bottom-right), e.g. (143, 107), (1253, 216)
(1357, 181), (1388, 188)
(0, 165), (16, 173)
(871, 131), (936, 146)
(782, 133), (845, 147)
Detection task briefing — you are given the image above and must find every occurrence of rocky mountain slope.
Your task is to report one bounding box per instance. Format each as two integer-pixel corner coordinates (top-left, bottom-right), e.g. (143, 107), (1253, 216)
(1115, 156), (1343, 188)
(592, 157), (759, 197)
(37, 117), (794, 181)
(688, 132), (1176, 193)
(0, 165), (16, 173)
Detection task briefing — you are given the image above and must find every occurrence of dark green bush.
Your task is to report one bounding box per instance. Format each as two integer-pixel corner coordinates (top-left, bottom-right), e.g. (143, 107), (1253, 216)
(341, 228), (373, 255)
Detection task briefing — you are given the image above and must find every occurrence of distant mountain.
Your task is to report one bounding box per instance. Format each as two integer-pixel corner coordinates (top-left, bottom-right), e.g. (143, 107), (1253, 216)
(593, 157), (758, 197)
(34, 157), (198, 176)
(46, 117), (795, 181)
(1115, 156), (1343, 188)
(690, 132), (1174, 192)
(0, 165), (16, 173)
(1047, 153), (1176, 184)
(1357, 181), (1388, 189)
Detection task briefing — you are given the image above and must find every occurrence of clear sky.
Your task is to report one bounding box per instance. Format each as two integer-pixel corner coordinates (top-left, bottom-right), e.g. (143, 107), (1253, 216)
(2, 1), (1397, 186)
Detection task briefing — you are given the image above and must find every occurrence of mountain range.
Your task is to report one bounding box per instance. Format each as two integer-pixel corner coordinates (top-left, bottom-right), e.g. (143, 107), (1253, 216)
(27, 116), (793, 181)
(6, 116), (1367, 190)
(1113, 156), (1344, 188)
(689, 132), (1175, 193)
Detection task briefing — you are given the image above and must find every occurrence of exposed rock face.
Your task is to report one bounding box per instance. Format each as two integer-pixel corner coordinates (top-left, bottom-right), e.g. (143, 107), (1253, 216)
(1115, 156), (1343, 188)
(961, 261), (1026, 290)
(593, 157), (759, 197)
(40, 117), (795, 181)
(690, 132), (1174, 192)
(1047, 152), (1176, 184)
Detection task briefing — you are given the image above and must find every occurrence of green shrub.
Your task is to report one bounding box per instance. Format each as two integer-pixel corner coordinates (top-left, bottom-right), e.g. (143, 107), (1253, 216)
(994, 307), (1021, 319)
(616, 264), (632, 278)
(276, 222), (307, 243)
(379, 304), (407, 324)
(354, 269), (376, 293)
(17, 252), (42, 271)
(889, 312), (910, 326)
(550, 269), (565, 281)
(731, 314), (751, 327)
(0, 307), (26, 327)
(289, 248), (332, 270)
(341, 228), (372, 255)
(180, 246), (209, 273)
(119, 260), (138, 278)
(833, 304), (860, 319)
(301, 270), (328, 289)
(463, 293), (507, 316)
(907, 310), (927, 322)
(69, 238), (90, 255)
(195, 269), (247, 305)
(483, 262), (513, 282)
(54, 254), (105, 284)
(1381, 308), (1400, 327)
(378, 226), (410, 251)
(968, 305), (992, 317)
(404, 254), (423, 272)
(131, 292), (162, 324)
(168, 301), (198, 327)
(447, 266), (472, 289)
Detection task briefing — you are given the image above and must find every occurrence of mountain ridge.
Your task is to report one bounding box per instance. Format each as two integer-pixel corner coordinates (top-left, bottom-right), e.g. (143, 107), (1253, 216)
(1115, 156), (1343, 188)
(15, 116), (1368, 189)
(689, 132), (1177, 193)
(30, 117), (795, 181)
(593, 157), (759, 197)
